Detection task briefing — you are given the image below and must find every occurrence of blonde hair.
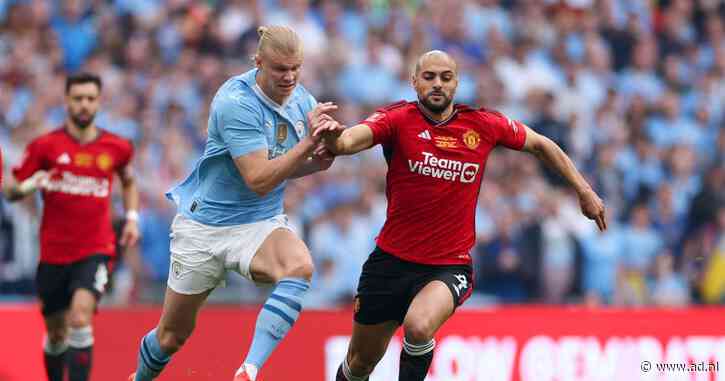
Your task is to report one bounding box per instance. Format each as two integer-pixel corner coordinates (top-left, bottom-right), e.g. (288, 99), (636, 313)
(254, 25), (303, 60)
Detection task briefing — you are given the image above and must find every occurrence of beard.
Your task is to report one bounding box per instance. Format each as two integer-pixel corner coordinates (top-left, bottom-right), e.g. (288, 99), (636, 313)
(419, 92), (452, 114)
(70, 112), (95, 129)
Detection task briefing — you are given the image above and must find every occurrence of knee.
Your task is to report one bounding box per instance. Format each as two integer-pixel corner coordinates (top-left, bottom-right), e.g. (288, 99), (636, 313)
(68, 309), (92, 329)
(347, 349), (383, 376)
(403, 318), (436, 344)
(157, 326), (192, 355)
(282, 256), (314, 281)
(47, 329), (67, 344)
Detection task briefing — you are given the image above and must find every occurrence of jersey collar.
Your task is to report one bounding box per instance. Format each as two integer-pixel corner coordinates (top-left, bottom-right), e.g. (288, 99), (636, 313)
(415, 102), (459, 127)
(63, 125), (104, 146)
(241, 68), (294, 110)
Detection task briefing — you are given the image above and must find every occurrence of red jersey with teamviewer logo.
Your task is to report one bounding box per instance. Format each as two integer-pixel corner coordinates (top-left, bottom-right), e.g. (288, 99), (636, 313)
(12, 128), (133, 264)
(363, 101), (527, 266)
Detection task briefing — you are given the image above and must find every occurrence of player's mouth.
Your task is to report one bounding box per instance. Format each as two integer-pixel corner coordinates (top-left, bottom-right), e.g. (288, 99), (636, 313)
(280, 83), (296, 90)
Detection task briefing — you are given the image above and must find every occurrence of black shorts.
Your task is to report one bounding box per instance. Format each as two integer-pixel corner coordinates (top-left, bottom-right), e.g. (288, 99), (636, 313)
(36, 255), (111, 316)
(354, 247), (473, 325)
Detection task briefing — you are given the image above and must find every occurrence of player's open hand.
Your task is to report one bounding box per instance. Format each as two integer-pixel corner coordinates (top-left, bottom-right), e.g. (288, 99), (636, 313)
(120, 220), (140, 247)
(578, 188), (607, 231)
(308, 102), (343, 138)
(308, 102), (337, 130)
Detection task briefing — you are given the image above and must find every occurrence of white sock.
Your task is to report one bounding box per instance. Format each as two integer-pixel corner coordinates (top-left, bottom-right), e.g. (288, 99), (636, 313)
(236, 363), (258, 380)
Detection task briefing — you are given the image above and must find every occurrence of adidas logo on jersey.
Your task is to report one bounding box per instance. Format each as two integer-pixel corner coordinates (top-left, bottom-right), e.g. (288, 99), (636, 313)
(418, 130), (432, 140)
(57, 153), (71, 165)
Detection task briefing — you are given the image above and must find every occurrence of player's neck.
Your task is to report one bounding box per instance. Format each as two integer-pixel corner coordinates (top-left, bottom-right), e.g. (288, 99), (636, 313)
(255, 77), (289, 107)
(419, 104), (454, 123)
(65, 121), (99, 144)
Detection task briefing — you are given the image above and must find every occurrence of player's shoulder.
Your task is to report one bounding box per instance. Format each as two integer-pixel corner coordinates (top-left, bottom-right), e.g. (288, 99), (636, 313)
(461, 105), (511, 124)
(28, 127), (66, 147)
(371, 100), (416, 118)
(212, 75), (261, 113)
(98, 129), (134, 150)
(380, 100), (414, 112)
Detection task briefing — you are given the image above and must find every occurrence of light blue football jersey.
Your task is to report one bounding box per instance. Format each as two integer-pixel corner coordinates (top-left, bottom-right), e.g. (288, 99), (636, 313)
(166, 69), (317, 226)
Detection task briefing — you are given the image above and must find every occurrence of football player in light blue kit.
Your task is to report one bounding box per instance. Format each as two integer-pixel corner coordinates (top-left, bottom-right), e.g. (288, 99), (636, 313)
(129, 25), (342, 381)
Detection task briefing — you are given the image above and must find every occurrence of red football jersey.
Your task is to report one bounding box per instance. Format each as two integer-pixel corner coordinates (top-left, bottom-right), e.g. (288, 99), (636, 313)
(363, 101), (527, 266)
(12, 128), (134, 264)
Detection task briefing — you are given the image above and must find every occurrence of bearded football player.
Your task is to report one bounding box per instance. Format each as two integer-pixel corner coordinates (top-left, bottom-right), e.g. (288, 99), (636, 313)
(318, 50), (606, 381)
(4, 72), (139, 381)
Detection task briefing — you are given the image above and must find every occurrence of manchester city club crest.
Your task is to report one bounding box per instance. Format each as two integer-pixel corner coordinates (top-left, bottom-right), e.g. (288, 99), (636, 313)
(276, 122), (288, 143)
(295, 120), (305, 138)
(172, 261), (183, 279)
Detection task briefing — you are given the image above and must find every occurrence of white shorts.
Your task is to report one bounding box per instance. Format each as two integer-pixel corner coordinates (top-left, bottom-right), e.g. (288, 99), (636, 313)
(166, 213), (293, 295)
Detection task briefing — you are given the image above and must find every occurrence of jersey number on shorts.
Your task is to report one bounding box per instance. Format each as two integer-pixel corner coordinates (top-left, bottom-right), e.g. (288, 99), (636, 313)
(453, 274), (468, 297)
(94, 263), (109, 293)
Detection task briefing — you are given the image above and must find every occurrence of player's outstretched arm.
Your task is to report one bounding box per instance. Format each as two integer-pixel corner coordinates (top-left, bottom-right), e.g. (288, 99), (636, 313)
(321, 123), (374, 156)
(521, 126), (607, 231)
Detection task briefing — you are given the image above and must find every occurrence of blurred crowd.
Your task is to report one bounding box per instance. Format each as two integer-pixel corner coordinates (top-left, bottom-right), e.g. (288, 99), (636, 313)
(2, 0), (725, 308)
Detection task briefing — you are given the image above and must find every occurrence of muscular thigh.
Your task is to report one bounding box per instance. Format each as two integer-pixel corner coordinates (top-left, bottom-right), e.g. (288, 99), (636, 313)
(249, 227), (311, 283)
(403, 266), (473, 338)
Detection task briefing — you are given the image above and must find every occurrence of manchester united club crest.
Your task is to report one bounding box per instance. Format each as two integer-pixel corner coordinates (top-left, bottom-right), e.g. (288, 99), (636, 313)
(462, 130), (480, 150)
(96, 153), (114, 171)
(276, 122), (288, 144)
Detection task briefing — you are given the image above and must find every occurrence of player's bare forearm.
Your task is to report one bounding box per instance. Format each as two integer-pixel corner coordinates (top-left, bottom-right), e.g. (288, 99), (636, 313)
(523, 128), (591, 194)
(234, 138), (317, 196)
(289, 156), (325, 178)
(120, 173), (139, 214)
(324, 124), (374, 156)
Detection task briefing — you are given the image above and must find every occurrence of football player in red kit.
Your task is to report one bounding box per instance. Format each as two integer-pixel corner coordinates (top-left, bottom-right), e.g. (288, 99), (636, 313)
(4, 72), (139, 381)
(320, 51), (607, 381)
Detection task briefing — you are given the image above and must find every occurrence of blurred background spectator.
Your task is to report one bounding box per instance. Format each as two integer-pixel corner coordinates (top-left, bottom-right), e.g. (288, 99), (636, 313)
(1, 0), (725, 307)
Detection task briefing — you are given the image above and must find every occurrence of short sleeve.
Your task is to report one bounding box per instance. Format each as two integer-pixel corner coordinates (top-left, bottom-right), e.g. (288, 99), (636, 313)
(217, 97), (268, 158)
(12, 139), (46, 182)
(486, 111), (527, 150)
(117, 139), (134, 170)
(361, 110), (395, 147)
